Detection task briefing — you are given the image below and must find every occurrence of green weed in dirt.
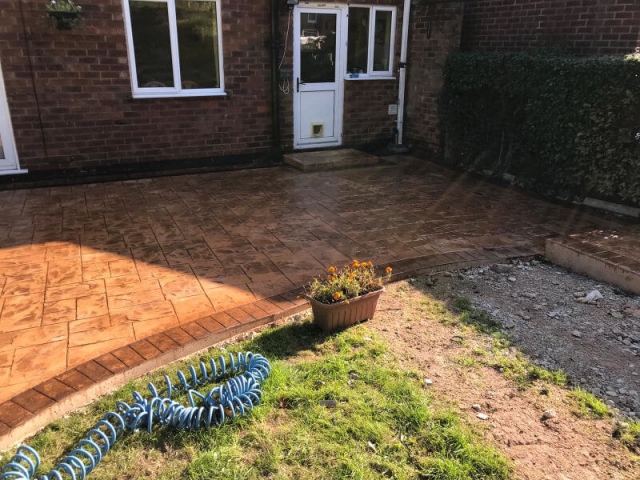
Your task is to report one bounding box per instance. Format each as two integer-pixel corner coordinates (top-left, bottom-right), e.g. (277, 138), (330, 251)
(1, 320), (511, 480)
(615, 420), (640, 453)
(569, 388), (613, 419)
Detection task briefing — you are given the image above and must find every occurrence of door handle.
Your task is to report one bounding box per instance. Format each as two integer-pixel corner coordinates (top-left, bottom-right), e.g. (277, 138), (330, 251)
(297, 77), (305, 92)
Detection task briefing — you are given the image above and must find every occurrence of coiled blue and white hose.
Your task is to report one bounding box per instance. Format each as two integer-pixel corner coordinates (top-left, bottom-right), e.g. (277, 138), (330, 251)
(1, 351), (271, 480)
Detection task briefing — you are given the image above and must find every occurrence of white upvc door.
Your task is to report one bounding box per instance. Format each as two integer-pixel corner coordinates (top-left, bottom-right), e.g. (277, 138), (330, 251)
(293, 5), (345, 149)
(0, 62), (19, 172)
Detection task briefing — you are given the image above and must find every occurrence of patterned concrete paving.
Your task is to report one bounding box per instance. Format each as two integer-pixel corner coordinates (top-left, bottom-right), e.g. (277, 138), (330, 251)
(0, 155), (636, 406)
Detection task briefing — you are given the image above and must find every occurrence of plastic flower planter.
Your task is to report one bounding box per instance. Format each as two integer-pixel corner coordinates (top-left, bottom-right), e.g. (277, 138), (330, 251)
(309, 287), (384, 333)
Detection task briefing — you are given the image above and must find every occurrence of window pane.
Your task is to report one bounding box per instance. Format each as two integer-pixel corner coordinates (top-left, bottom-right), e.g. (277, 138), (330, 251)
(373, 10), (393, 72)
(176, 0), (220, 89)
(300, 13), (337, 83)
(347, 8), (369, 74)
(129, 1), (174, 88)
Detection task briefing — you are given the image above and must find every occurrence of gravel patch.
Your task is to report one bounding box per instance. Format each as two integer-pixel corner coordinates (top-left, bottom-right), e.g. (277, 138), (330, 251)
(446, 258), (640, 418)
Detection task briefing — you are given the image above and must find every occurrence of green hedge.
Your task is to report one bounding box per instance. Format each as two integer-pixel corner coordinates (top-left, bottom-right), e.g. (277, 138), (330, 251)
(439, 52), (640, 206)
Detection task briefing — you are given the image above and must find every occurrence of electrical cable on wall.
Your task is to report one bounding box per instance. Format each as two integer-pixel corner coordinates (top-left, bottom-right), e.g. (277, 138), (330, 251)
(279, 8), (292, 94)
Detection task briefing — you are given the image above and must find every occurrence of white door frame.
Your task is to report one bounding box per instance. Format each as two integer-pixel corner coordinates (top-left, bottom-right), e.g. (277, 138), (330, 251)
(293, 4), (346, 150)
(0, 61), (23, 174)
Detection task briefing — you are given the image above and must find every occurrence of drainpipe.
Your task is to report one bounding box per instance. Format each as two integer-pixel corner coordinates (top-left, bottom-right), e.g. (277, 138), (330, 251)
(396, 0), (411, 146)
(269, 0), (282, 156)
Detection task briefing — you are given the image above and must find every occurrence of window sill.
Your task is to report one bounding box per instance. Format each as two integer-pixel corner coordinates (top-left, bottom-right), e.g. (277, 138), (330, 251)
(0, 168), (28, 176)
(344, 75), (396, 81)
(132, 91), (228, 99)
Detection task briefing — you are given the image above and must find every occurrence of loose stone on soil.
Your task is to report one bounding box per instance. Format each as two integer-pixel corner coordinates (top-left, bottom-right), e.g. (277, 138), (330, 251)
(542, 409), (556, 420)
(491, 264), (512, 274)
(572, 330), (583, 338)
(476, 413), (489, 420)
(472, 404), (482, 411)
(503, 318), (516, 329)
(424, 379), (433, 386)
(508, 276), (517, 283)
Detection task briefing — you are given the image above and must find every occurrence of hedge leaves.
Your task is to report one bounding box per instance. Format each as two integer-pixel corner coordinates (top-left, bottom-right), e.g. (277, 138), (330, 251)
(439, 52), (640, 206)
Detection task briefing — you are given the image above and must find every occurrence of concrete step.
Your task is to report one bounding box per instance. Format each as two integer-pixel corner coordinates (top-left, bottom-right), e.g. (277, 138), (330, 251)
(284, 149), (378, 171)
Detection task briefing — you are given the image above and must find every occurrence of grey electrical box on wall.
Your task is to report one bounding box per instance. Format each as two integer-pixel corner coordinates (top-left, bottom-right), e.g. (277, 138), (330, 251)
(279, 68), (292, 79)
(388, 104), (398, 115)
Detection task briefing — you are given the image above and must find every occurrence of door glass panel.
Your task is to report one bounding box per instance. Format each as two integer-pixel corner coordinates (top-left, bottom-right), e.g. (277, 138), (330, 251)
(300, 13), (337, 83)
(347, 8), (369, 74)
(129, 0), (175, 88)
(373, 10), (392, 72)
(176, 0), (220, 89)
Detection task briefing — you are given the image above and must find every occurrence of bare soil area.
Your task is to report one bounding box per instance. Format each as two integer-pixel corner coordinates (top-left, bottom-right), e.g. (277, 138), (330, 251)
(365, 262), (640, 480)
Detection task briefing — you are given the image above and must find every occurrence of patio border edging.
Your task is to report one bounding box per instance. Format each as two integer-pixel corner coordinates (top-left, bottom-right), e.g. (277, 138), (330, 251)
(0, 246), (536, 452)
(0, 294), (309, 452)
(546, 238), (640, 295)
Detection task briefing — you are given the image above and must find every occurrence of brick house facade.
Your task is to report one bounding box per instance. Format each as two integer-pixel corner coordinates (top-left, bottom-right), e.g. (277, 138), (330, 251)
(0, 0), (635, 177)
(0, 0), (463, 175)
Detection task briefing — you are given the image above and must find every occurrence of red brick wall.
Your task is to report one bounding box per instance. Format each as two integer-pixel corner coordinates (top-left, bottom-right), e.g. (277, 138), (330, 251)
(404, 1), (464, 151)
(1, 0), (406, 173)
(343, 80), (398, 146)
(1, 0), (274, 172)
(462, 0), (640, 55)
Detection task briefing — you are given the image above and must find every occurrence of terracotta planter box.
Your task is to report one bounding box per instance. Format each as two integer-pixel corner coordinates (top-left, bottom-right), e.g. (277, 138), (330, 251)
(310, 288), (384, 332)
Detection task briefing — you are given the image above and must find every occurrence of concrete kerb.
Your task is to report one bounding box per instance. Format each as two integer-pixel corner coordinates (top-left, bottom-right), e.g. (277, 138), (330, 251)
(546, 239), (640, 296)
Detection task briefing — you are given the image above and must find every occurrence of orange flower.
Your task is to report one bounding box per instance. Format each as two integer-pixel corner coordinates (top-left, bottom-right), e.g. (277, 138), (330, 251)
(333, 292), (342, 301)
(343, 264), (350, 269)
(328, 266), (336, 273)
(327, 275), (336, 281)
(352, 259), (360, 268)
(348, 273), (356, 279)
(385, 266), (393, 274)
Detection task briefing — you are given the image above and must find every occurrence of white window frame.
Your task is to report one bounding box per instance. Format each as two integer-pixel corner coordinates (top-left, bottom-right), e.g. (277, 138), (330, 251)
(122, 0), (225, 98)
(346, 5), (396, 80)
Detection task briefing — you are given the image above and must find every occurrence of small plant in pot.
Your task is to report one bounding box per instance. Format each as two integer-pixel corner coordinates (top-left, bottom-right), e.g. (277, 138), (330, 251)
(305, 260), (392, 332)
(46, 0), (82, 30)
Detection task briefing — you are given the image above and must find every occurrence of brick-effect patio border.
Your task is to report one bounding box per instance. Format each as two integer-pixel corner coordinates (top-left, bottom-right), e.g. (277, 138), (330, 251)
(0, 246), (534, 451)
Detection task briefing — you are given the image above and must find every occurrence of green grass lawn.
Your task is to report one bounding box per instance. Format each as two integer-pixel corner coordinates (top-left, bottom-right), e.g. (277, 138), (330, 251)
(1, 319), (511, 479)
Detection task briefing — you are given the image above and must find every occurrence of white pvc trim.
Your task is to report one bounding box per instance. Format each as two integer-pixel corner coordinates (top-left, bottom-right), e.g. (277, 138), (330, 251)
(293, 4), (346, 150)
(132, 91), (228, 99)
(370, 7), (396, 76)
(344, 76), (396, 81)
(121, 0), (225, 98)
(0, 61), (21, 172)
(0, 169), (28, 176)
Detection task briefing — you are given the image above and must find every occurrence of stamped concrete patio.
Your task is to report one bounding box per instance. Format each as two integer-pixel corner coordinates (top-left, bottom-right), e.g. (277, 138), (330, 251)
(0, 155), (638, 442)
